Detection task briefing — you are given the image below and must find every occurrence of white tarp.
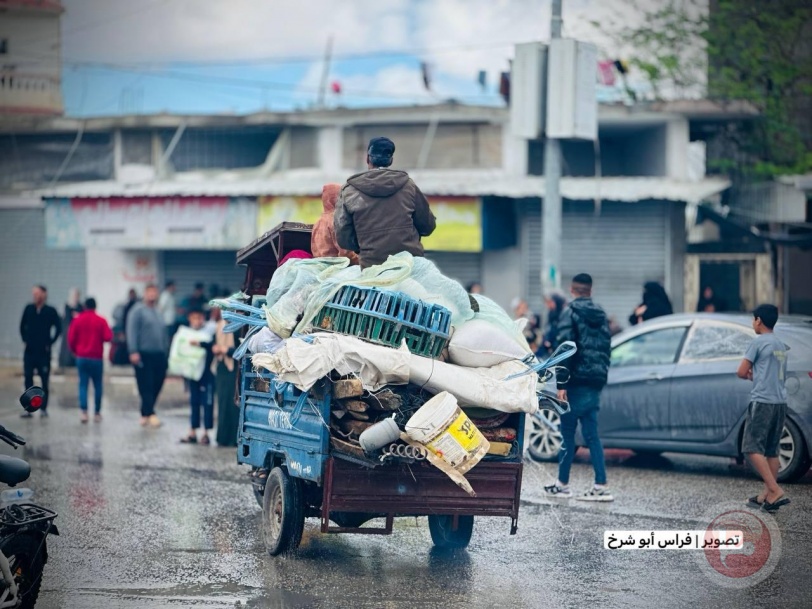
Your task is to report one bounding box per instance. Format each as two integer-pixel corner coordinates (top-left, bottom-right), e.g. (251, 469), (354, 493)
(409, 356), (538, 414)
(250, 332), (538, 414)
(251, 333), (411, 391)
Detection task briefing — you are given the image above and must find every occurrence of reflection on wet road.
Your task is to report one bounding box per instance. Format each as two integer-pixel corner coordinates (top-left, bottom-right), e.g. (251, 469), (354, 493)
(0, 370), (809, 608)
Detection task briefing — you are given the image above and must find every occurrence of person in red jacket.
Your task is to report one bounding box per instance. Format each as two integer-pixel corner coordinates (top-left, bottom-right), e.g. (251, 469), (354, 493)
(68, 298), (113, 423)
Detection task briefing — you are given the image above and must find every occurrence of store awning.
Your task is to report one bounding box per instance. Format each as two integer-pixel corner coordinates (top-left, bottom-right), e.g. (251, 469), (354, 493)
(35, 169), (730, 205)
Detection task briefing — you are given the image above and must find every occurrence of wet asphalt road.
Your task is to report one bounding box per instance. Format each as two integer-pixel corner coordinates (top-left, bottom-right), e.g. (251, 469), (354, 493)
(0, 367), (810, 609)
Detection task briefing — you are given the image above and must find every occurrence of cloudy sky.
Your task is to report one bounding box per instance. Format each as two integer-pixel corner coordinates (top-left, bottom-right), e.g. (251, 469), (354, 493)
(19, 0), (700, 116)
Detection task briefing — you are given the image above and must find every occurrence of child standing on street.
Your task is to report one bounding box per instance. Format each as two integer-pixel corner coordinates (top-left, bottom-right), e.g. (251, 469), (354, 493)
(180, 309), (215, 446)
(737, 304), (790, 512)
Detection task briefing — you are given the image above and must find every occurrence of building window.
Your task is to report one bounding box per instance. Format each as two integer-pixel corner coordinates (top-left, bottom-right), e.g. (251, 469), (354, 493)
(0, 39), (7, 55)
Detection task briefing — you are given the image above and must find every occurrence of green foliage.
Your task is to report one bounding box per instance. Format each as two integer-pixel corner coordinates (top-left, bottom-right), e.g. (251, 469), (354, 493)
(601, 0), (812, 179)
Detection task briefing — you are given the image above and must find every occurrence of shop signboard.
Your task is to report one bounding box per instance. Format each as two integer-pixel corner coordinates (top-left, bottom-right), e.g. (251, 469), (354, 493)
(45, 196), (256, 249)
(257, 196), (482, 252)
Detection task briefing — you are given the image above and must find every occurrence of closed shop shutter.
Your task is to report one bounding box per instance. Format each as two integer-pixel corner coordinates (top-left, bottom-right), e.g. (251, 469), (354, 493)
(162, 250), (244, 300)
(0, 208), (87, 358)
(424, 252), (482, 289)
(521, 200), (668, 324)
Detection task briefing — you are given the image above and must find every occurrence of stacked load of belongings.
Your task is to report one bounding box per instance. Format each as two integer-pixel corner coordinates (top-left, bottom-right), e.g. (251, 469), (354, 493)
(212, 252), (574, 495)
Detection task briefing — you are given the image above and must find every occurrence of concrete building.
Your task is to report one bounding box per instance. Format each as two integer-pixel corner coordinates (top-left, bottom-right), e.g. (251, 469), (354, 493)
(0, 0), (64, 116)
(1, 101), (736, 357)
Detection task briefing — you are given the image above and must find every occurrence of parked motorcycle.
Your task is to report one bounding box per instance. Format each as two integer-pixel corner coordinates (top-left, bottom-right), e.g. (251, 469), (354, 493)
(0, 388), (58, 609)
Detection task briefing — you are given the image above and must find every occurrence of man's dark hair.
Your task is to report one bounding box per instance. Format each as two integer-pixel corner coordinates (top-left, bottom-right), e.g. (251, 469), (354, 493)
(165, 280), (175, 288)
(367, 137), (395, 168)
(194, 282), (205, 291)
(35, 285), (47, 293)
(753, 304), (779, 329)
(84, 297), (97, 310)
(571, 273), (593, 297)
(188, 308), (205, 317)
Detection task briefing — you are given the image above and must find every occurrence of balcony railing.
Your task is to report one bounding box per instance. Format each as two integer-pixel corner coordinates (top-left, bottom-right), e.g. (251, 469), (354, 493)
(0, 71), (63, 115)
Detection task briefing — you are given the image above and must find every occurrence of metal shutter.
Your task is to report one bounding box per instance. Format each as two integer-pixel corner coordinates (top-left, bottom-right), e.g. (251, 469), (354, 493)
(0, 208), (87, 358)
(162, 250), (244, 299)
(521, 200), (668, 324)
(424, 252), (483, 288)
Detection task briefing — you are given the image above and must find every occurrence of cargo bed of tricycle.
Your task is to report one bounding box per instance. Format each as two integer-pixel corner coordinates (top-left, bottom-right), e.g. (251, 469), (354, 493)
(237, 362), (525, 554)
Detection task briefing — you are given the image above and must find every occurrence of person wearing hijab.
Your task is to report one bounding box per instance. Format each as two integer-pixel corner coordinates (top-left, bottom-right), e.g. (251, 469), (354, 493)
(59, 287), (83, 368)
(213, 309), (240, 447)
(629, 281), (674, 326)
(311, 183), (359, 263)
(541, 292), (568, 355)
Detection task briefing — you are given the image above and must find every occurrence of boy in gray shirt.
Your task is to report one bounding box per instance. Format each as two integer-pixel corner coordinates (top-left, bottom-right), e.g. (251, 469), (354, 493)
(737, 304), (790, 512)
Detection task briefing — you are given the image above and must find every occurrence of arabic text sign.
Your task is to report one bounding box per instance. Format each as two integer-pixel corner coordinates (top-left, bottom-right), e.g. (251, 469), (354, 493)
(257, 196), (482, 252)
(605, 530), (744, 550)
(45, 196), (256, 249)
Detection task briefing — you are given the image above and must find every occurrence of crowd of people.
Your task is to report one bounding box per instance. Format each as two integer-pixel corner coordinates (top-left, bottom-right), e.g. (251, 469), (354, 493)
(18, 281), (240, 448)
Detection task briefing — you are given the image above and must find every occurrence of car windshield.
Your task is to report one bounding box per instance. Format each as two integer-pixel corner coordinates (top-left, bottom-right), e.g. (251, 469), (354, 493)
(611, 327), (686, 367)
(681, 324), (754, 361)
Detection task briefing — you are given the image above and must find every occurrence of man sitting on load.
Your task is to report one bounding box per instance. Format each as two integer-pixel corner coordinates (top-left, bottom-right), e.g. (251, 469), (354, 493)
(334, 137), (436, 269)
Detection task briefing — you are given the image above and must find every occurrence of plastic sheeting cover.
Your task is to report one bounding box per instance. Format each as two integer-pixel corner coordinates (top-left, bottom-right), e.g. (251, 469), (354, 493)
(251, 333), (411, 392)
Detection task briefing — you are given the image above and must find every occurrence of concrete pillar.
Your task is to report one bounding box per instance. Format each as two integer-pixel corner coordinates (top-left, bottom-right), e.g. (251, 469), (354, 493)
(501, 129), (528, 176)
(318, 127), (343, 172)
(665, 118), (690, 180)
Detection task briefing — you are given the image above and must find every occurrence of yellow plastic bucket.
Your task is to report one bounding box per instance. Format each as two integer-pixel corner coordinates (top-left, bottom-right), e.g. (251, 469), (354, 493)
(405, 391), (490, 474)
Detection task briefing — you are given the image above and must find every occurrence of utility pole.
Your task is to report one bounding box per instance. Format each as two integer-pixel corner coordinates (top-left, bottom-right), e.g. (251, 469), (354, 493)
(317, 36), (334, 109)
(541, 0), (563, 292)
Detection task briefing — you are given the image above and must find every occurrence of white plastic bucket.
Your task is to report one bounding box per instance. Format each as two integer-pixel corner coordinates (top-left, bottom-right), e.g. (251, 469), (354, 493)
(405, 391), (489, 474)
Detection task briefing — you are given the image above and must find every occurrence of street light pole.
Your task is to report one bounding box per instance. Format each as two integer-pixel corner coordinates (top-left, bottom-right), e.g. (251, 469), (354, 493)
(541, 0), (563, 293)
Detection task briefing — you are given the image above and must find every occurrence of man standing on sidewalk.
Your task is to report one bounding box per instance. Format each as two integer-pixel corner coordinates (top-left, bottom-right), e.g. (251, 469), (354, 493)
(68, 298), (113, 423)
(126, 284), (168, 428)
(19, 285), (61, 418)
(544, 273), (614, 501)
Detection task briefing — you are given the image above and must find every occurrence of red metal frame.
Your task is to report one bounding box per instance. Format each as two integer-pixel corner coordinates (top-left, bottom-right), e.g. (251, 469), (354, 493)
(319, 457), (522, 536)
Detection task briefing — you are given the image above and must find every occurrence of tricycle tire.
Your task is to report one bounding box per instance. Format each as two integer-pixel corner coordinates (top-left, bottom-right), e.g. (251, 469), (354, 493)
(428, 515), (474, 549)
(262, 467), (305, 556)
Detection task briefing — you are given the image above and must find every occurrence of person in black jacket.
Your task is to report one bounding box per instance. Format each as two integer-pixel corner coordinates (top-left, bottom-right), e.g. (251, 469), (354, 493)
(629, 281), (673, 326)
(544, 273), (613, 502)
(19, 285), (61, 417)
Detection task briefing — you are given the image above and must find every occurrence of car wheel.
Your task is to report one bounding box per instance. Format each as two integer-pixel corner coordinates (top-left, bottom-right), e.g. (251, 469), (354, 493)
(776, 419), (811, 483)
(527, 409), (562, 462)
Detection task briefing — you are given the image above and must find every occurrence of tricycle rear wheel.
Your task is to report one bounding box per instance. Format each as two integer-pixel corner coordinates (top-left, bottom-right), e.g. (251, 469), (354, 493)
(428, 515), (474, 549)
(262, 467), (305, 556)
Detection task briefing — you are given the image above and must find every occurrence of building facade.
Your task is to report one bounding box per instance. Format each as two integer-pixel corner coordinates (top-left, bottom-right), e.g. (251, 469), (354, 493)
(0, 0), (64, 115)
(1, 102), (733, 357)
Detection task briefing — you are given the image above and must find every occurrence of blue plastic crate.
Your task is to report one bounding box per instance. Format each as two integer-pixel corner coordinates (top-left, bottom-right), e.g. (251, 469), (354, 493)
(314, 285), (451, 358)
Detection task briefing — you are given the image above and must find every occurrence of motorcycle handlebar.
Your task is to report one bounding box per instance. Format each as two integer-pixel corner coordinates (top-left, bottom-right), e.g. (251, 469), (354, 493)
(0, 424), (25, 448)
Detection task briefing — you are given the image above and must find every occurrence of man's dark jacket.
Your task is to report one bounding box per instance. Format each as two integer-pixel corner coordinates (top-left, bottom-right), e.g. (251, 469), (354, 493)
(334, 168), (436, 268)
(20, 304), (61, 354)
(555, 297), (611, 390)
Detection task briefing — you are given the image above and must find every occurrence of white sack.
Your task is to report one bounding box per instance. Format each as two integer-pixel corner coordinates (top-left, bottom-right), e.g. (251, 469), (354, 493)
(245, 327), (285, 355)
(448, 319), (530, 368)
(251, 333), (410, 392)
(168, 326), (212, 381)
(409, 355), (538, 414)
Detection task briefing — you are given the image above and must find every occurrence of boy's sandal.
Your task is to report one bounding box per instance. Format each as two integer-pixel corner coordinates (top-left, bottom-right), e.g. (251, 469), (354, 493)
(762, 496), (790, 512)
(180, 435), (198, 444)
(746, 495), (764, 508)
(200, 435), (211, 446)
